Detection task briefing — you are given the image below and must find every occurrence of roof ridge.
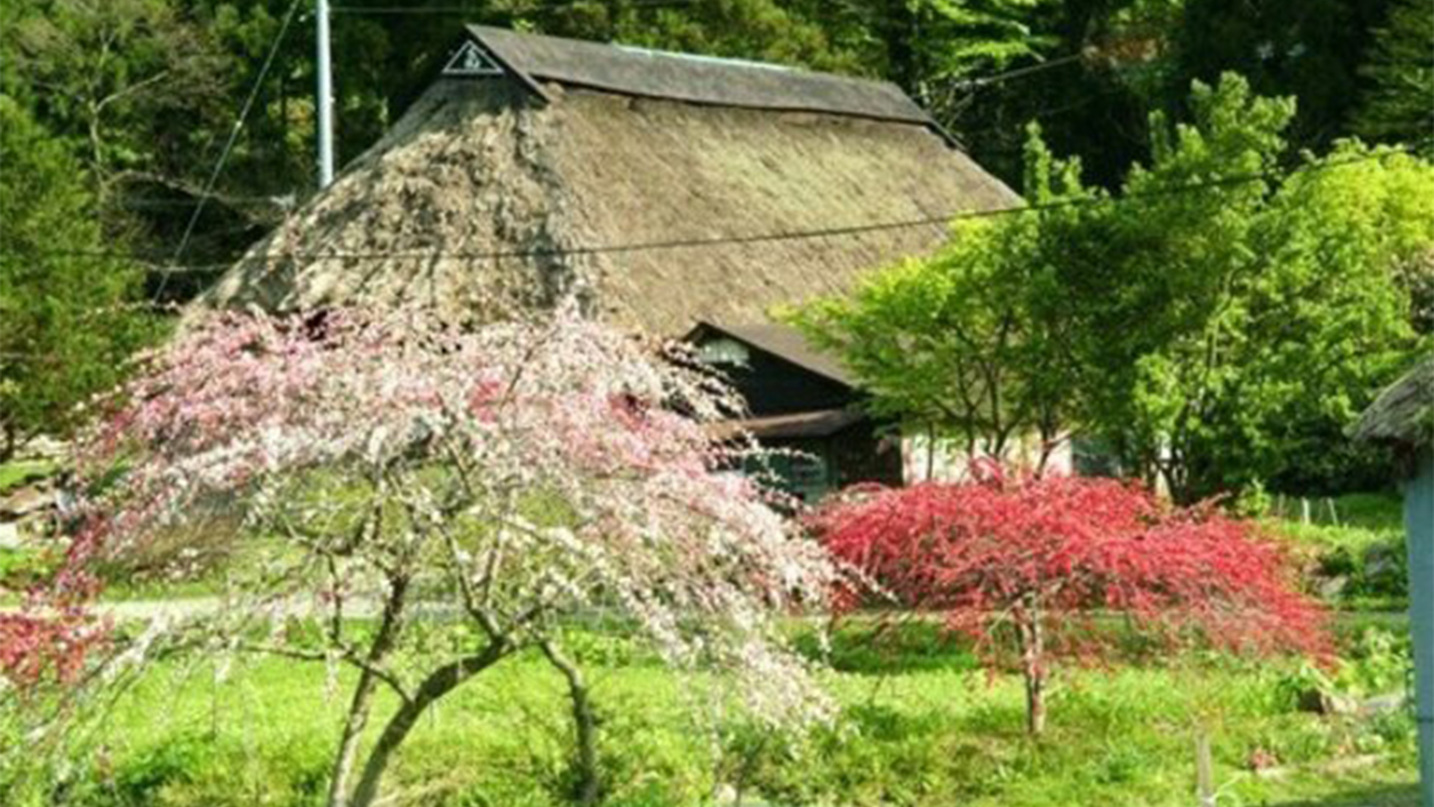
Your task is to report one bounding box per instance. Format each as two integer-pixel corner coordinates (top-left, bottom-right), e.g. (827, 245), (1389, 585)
(462, 25), (938, 129)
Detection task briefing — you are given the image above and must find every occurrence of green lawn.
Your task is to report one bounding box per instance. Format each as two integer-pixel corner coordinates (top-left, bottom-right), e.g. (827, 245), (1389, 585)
(5, 622), (1418, 807)
(0, 458), (55, 495)
(2, 489), (1421, 805)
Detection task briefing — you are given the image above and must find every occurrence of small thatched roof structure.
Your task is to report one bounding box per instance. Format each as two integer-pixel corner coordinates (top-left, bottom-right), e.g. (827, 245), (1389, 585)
(204, 26), (1019, 335)
(1351, 356), (1434, 445)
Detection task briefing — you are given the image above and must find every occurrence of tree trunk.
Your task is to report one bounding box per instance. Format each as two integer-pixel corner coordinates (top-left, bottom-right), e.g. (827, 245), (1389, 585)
(540, 640), (600, 806)
(0, 424), (15, 465)
(1023, 660), (1046, 736)
(348, 642), (508, 807)
(327, 575), (409, 807)
(1018, 612), (1046, 736)
(327, 667), (381, 807)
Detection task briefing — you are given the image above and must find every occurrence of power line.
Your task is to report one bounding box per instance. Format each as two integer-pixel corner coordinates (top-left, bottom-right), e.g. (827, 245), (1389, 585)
(331, 0), (697, 14)
(158, 0), (304, 301)
(6, 141), (1426, 363)
(38, 141), (1425, 271)
(953, 52), (1085, 92)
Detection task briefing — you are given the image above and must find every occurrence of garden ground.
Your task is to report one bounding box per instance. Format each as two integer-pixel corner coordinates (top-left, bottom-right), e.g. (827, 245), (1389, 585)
(27, 617), (1419, 807)
(1, 485), (1424, 805)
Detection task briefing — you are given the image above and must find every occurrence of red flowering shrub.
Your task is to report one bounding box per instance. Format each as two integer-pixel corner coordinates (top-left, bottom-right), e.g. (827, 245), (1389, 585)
(811, 471), (1331, 734)
(0, 518), (108, 692)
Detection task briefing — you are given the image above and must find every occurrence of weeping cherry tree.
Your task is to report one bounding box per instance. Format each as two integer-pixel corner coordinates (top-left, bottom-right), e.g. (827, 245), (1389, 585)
(12, 305), (842, 807)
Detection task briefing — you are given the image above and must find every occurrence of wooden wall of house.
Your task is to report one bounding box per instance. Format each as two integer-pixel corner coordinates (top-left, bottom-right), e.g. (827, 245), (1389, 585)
(769, 421), (903, 499)
(828, 421), (904, 488)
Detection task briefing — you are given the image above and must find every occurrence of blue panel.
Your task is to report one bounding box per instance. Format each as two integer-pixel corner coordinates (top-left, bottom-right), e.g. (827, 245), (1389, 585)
(1404, 453), (1434, 807)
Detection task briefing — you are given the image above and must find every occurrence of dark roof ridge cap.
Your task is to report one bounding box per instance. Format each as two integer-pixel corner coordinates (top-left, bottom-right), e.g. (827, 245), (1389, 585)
(466, 24), (895, 85)
(462, 24), (942, 133)
(538, 79), (947, 128)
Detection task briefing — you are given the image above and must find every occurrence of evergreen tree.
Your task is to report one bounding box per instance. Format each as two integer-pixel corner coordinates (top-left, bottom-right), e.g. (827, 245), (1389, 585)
(1354, 0), (1434, 152)
(0, 97), (155, 460)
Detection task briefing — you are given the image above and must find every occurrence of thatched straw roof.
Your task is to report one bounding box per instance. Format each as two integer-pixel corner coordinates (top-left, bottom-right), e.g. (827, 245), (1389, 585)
(204, 26), (1020, 335)
(1351, 356), (1434, 445)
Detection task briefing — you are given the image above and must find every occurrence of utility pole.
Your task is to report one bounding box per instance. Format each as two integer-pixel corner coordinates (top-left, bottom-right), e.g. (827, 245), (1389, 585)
(316, 0), (335, 188)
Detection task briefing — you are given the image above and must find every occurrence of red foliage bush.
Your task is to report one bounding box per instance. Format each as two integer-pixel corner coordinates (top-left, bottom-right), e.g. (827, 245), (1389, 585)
(811, 471), (1331, 732)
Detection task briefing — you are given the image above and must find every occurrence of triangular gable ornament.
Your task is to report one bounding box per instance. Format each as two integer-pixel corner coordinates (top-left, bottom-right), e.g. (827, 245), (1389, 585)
(443, 40), (504, 77)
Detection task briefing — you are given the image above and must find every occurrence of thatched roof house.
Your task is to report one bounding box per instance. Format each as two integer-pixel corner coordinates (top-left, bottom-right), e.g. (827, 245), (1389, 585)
(205, 25), (1019, 335)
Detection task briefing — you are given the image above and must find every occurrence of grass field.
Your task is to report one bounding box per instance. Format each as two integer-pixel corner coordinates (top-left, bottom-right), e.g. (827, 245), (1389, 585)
(2, 487), (1422, 805)
(3, 620), (1417, 807)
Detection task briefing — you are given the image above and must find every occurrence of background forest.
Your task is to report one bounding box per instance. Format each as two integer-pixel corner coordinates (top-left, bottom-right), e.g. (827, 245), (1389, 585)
(4, 0), (1430, 275)
(1, 0), (1432, 480)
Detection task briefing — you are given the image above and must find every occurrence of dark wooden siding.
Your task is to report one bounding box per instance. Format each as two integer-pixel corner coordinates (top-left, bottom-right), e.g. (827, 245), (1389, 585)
(709, 351), (856, 415)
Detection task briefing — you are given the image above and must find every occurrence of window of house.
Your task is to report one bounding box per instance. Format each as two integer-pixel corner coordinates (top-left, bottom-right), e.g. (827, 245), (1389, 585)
(697, 337), (750, 367)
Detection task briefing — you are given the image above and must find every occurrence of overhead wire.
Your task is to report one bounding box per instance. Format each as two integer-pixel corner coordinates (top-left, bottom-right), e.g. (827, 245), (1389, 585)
(11, 139), (1422, 363)
(952, 51), (1086, 93)
(36, 140), (1427, 274)
(157, 0), (304, 301)
(134, 7), (1090, 275)
(331, 0), (699, 14)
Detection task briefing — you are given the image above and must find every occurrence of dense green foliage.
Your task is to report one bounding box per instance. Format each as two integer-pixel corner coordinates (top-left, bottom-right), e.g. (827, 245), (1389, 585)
(1271, 491), (1410, 611)
(799, 75), (1434, 501)
(1168, 0), (1397, 154)
(1093, 80), (1433, 498)
(0, 97), (155, 461)
(3, 0), (1427, 260)
(789, 124), (1088, 468)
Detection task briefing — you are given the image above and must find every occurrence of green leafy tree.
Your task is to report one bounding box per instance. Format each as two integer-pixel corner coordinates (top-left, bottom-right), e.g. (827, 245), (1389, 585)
(946, 0), (1163, 188)
(1191, 141), (1434, 493)
(1353, 0), (1434, 152)
(779, 0), (1058, 124)
(1169, 0), (1394, 154)
(790, 125), (1088, 472)
(798, 74), (1434, 500)
(0, 97), (155, 460)
(568, 0), (864, 72)
(1076, 75), (1432, 498)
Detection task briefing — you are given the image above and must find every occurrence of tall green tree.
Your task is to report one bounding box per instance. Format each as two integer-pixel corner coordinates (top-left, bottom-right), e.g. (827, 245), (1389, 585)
(1169, 0), (1393, 154)
(0, 97), (155, 460)
(790, 125), (1091, 472)
(1353, 0), (1434, 152)
(4, 0), (231, 195)
(798, 74), (1434, 500)
(1085, 76), (1432, 498)
(777, 0), (1059, 126)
